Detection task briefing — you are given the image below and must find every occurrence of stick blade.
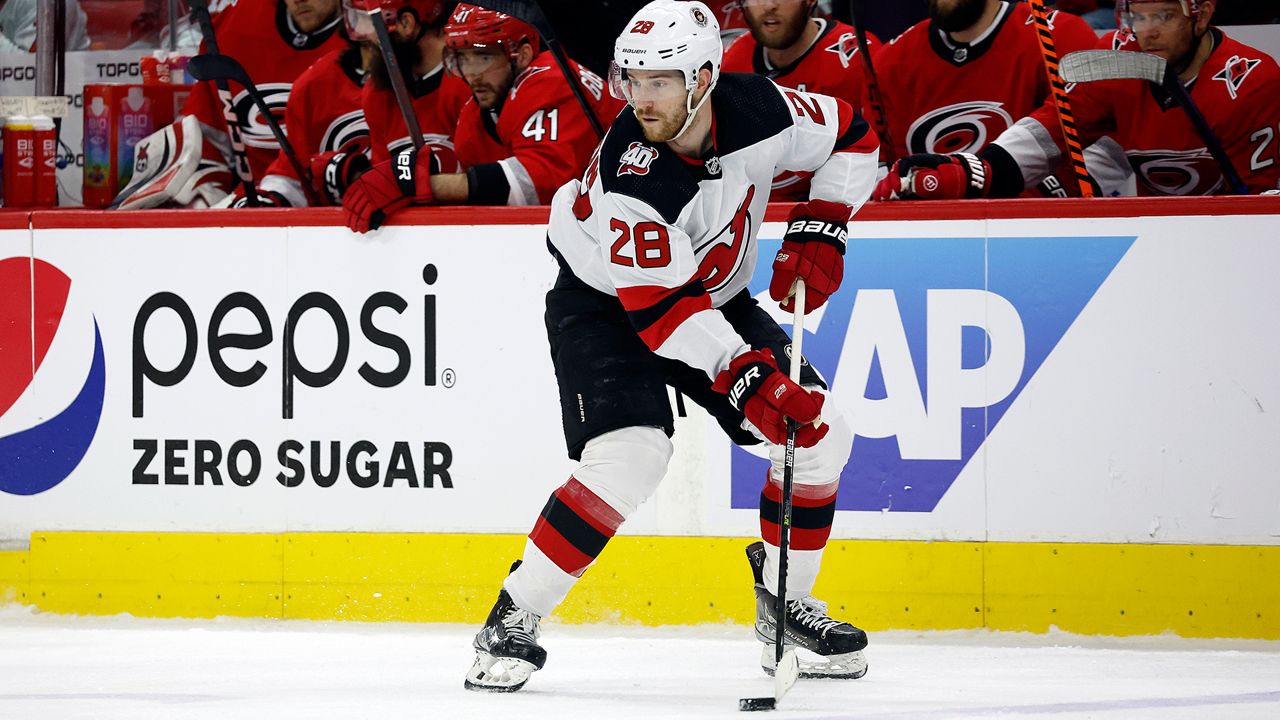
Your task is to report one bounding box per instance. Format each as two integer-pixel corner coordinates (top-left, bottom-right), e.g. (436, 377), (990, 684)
(1060, 49), (1167, 84)
(186, 54), (248, 86)
(773, 649), (799, 700)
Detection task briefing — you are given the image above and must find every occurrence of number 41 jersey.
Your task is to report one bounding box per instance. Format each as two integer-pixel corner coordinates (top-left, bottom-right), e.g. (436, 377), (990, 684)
(546, 72), (879, 381)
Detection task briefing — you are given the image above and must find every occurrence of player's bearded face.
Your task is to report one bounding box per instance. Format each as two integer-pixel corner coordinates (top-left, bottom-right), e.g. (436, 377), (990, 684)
(454, 48), (515, 110)
(626, 70), (694, 143)
(1127, 2), (1196, 62)
(285, 0), (340, 33)
(928, 0), (990, 33)
(742, 0), (812, 50)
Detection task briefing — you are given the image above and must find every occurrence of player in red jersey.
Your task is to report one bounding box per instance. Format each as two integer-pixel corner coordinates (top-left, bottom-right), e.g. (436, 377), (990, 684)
(722, 0), (880, 199)
(256, 42), (371, 206)
(184, 0), (347, 181)
(876, 0), (1280, 198)
(342, 3), (624, 232)
(351, 0), (472, 170)
(872, 0), (1097, 169)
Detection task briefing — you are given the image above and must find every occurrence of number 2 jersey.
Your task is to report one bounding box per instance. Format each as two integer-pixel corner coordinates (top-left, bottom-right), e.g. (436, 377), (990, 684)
(546, 73), (879, 382)
(721, 18), (881, 200)
(998, 27), (1280, 195)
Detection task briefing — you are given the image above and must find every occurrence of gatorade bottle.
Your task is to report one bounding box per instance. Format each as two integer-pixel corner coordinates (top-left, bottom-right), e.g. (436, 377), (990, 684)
(2, 116), (35, 207)
(32, 116), (58, 207)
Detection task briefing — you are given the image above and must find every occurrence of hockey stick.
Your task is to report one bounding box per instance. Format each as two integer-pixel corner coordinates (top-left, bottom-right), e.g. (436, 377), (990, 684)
(187, 53), (326, 206)
(469, 0), (606, 138)
(1026, 0), (1095, 197)
(739, 279), (805, 713)
(187, 0), (260, 206)
(367, 5), (425, 150)
(1059, 49), (1248, 195)
(847, 0), (892, 163)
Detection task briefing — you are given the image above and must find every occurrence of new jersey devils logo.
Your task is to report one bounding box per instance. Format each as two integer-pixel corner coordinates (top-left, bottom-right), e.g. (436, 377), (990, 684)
(907, 101), (1013, 155)
(319, 110), (371, 156)
(1128, 149), (1222, 196)
(618, 142), (658, 176)
(696, 185), (755, 293)
(1213, 55), (1262, 101)
(824, 32), (860, 69)
(233, 83), (290, 150)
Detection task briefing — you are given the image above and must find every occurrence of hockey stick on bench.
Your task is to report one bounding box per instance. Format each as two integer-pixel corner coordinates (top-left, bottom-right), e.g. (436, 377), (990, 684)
(187, 0), (260, 206)
(1028, 0), (1095, 197)
(1059, 49), (1248, 195)
(187, 53), (325, 206)
(739, 279), (805, 713)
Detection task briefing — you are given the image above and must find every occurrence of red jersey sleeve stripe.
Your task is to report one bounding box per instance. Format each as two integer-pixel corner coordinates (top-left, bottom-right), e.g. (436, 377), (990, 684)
(635, 294), (714, 350)
(617, 278), (713, 351)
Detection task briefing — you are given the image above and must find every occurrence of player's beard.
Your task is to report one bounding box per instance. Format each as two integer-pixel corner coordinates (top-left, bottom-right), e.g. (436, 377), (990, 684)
(636, 102), (689, 144)
(366, 33), (423, 90)
(928, 0), (989, 34)
(744, 4), (810, 50)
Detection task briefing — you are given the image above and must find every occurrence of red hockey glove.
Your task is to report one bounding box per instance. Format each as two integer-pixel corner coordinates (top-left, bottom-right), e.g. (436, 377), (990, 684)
(342, 146), (434, 233)
(310, 150), (372, 206)
(770, 199), (850, 314)
(712, 349), (829, 448)
(874, 152), (992, 201)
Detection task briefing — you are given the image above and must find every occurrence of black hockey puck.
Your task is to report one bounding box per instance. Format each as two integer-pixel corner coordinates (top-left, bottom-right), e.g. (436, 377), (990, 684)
(739, 697), (776, 711)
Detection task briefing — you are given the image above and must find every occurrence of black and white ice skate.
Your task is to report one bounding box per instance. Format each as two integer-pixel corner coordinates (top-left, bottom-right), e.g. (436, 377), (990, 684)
(464, 586), (547, 692)
(746, 541), (869, 679)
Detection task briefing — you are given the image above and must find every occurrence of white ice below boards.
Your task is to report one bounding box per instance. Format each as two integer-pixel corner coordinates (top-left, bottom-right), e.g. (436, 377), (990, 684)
(1, 607), (1278, 719)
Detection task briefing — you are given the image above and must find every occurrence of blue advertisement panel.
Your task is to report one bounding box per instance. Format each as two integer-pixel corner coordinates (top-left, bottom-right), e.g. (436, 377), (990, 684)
(730, 234), (1136, 512)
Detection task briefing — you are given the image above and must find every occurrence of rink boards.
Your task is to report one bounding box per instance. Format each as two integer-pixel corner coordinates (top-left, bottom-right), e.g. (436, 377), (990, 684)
(1, 198), (1278, 638)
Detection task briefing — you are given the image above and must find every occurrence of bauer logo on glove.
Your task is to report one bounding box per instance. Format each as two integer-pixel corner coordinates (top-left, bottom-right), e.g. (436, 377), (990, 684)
(769, 199), (852, 314)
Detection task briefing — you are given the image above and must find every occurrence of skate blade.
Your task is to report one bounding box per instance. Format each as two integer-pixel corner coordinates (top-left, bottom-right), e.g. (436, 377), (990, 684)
(760, 645), (869, 680)
(464, 652), (538, 692)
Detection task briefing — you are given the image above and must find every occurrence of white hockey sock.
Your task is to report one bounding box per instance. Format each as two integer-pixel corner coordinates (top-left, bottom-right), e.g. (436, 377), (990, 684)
(762, 543), (825, 602)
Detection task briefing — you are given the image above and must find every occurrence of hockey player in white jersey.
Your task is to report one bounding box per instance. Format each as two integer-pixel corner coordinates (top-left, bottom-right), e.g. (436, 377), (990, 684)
(464, 0), (879, 692)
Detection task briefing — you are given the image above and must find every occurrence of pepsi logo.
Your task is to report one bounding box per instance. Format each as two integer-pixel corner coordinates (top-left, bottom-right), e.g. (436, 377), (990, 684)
(0, 258), (106, 496)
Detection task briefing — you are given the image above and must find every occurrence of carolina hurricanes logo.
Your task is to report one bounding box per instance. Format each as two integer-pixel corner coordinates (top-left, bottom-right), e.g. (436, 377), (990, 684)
(1212, 55), (1262, 101)
(907, 101), (1013, 155)
(1111, 28), (1137, 51)
(1128, 148), (1223, 195)
(319, 110), (370, 155)
(232, 83), (290, 149)
(824, 32), (860, 69)
(1023, 9), (1059, 30)
(618, 141), (658, 176)
(696, 185), (755, 293)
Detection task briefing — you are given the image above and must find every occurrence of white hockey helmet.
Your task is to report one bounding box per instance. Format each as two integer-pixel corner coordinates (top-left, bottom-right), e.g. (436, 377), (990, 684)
(610, 0), (722, 99)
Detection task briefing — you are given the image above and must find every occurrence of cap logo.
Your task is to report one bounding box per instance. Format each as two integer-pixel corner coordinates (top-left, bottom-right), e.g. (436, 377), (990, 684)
(691, 7), (708, 26)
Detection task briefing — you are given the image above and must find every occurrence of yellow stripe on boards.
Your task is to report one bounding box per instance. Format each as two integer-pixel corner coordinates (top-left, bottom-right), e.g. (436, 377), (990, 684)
(8, 532), (1279, 640)
(0, 549), (29, 605)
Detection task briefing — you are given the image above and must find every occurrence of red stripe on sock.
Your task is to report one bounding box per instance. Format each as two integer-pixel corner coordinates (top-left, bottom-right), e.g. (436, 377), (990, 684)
(529, 516), (593, 577)
(557, 477), (624, 537)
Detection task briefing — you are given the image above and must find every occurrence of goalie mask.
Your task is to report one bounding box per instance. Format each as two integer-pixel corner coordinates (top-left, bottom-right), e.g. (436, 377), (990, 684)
(610, 0), (722, 141)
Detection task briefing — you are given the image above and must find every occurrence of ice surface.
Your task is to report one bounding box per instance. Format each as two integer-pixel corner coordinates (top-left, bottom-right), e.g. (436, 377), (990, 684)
(1, 606), (1278, 719)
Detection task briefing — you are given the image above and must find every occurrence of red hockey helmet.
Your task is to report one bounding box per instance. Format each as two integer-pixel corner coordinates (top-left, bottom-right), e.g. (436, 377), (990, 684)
(1116, 0), (1204, 31)
(443, 4), (538, 55)
(342, 0), (453, 41)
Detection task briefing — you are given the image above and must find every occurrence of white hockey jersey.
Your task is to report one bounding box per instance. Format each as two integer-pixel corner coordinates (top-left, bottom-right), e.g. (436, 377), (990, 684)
(546, 72), (879, 383)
